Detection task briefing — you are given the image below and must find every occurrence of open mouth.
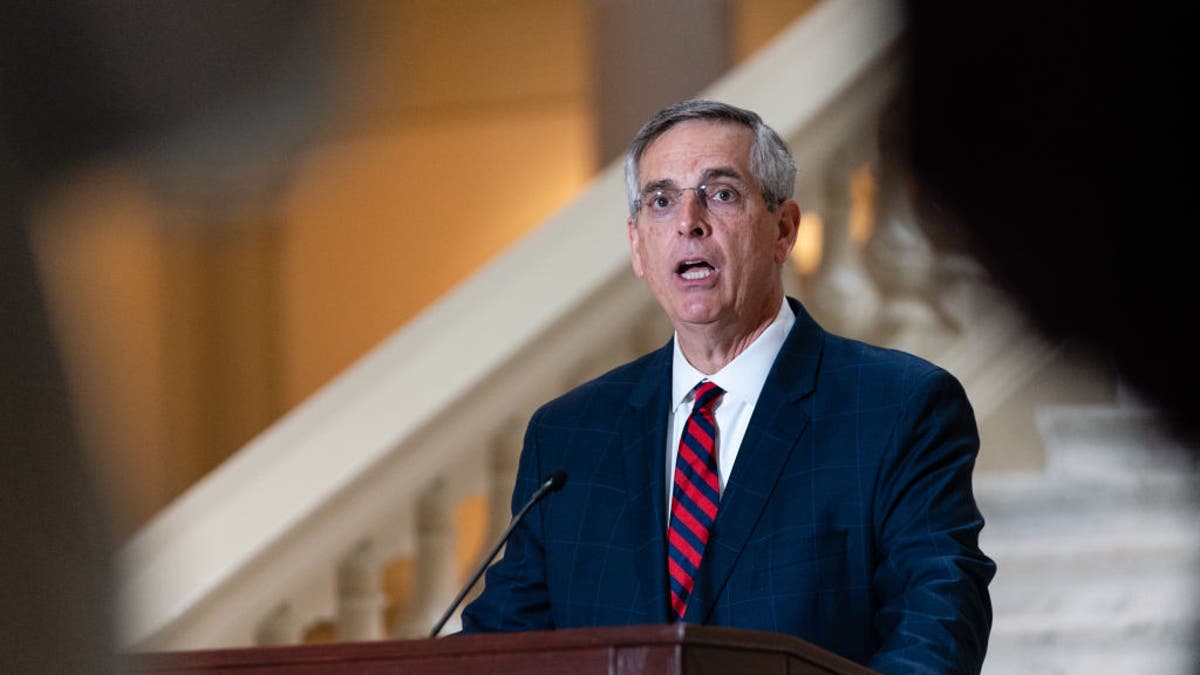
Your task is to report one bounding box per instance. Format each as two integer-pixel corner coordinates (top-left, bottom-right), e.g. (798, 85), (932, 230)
(676, 259), (715, 280)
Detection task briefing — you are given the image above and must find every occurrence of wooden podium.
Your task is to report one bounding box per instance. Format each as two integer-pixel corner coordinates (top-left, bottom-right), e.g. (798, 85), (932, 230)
(131, 624), (876, 674)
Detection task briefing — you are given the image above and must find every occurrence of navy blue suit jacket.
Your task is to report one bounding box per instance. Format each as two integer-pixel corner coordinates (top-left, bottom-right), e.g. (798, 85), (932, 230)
(462, 299), (994, 673)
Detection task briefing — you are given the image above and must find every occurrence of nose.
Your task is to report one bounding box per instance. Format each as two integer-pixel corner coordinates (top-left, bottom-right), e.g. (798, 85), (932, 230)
(675, 189), (710, 238)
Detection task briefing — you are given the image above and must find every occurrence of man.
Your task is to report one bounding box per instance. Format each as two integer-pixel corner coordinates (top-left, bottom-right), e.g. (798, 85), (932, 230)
(462, 100), (994, 673)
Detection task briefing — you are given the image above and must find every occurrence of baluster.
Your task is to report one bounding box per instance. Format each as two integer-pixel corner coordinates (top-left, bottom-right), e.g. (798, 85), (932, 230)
(382, 506), (417, 638)
(864, 163), (956, 360)
(804, 151), (881, 339)
(488, 421), (525, 544)
(336, 538), (385, 641)
(255, 560), (339, 646)
(911, 192), (995, 340)
(399, 475), (458, 636)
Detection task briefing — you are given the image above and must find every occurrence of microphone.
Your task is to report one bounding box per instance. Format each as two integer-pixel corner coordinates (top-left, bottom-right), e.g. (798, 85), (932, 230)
(429, 470), (567, 637)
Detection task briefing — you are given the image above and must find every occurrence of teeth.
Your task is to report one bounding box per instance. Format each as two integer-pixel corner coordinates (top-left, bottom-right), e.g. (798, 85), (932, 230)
(681, 267), (713, 280)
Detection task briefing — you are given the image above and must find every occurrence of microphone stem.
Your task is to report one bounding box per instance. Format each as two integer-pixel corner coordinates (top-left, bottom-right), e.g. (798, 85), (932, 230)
(428, 480), (552, 638)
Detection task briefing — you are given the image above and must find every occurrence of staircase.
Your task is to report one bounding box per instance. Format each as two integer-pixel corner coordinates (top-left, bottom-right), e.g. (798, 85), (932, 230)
(979, 406), (1200, 674)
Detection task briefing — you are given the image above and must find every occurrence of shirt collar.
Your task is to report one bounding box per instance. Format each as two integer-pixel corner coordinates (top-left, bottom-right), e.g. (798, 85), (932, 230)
(671, 296), (795, 412)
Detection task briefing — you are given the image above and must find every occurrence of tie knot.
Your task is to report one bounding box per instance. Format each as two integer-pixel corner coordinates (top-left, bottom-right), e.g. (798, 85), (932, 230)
(693, 381), (724, 412)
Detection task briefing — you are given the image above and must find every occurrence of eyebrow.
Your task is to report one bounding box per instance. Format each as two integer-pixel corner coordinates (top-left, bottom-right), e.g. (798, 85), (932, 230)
(639, 166), (747, 194)
(640, 178), (677, 195)
(700, 166), (745, 184)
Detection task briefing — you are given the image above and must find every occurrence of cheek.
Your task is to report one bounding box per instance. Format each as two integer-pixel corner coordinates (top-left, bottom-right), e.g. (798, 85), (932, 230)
(640, 233), (672, 274)
(735, 234), (773, 268)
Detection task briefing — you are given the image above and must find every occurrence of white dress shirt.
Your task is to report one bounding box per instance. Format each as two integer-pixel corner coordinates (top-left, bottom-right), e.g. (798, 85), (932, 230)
(666, 297), (794, 512)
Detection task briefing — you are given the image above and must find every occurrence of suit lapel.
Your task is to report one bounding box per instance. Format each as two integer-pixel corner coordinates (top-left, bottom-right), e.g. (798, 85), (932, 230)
(687, 299), (825, 623)
(622, 340), (673, 623)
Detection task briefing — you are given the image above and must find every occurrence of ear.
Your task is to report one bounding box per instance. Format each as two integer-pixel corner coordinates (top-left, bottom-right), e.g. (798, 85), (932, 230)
(627, 217), (645, 278)
(773, 199), (801, 265)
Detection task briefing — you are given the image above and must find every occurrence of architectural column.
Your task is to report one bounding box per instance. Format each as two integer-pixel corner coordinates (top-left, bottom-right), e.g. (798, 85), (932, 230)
(161, 199), (285, 502)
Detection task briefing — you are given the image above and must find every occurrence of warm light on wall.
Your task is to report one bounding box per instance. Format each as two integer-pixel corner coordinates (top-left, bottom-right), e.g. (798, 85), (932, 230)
(791, 211), (824, 276)
(849, 164), (876, 247)
(789, 165), (875, 278)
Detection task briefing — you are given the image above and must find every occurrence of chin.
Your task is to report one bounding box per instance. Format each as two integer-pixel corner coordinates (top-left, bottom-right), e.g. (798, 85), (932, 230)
(671, 302), (725, 327)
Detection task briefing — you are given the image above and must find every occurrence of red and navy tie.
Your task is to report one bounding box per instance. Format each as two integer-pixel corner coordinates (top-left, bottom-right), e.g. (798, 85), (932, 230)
(667, 380), (724, 620)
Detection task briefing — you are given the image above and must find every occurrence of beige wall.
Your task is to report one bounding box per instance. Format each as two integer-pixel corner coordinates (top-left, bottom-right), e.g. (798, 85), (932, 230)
(733, 0), (822, 61)
(281, 101), (594, 409)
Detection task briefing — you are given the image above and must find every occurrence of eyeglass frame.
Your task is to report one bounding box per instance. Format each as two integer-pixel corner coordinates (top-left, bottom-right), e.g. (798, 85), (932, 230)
(634, 176), (779, 223)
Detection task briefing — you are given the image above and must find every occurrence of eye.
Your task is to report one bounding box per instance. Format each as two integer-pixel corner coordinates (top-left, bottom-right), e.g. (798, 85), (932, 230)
(708, 184), (740, 203)
(649, 191), (673, 210)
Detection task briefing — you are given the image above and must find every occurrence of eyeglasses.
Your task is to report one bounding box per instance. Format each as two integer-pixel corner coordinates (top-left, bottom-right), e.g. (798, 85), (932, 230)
(637, 182), (746, 223)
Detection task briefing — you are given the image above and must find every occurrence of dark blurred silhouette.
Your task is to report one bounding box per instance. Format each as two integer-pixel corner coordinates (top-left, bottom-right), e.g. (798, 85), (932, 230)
(901, 4), (1195, 446)
(901, 11), (1197, 671)
(1, 2), (330, 672)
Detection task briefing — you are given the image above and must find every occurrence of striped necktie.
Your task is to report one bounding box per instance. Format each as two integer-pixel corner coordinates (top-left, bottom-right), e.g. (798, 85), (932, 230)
(667, 380), (724, 620)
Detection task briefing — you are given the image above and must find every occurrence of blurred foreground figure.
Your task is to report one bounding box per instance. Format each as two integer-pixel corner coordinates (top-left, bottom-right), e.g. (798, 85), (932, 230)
(903, 7), (1198, 673)
(903, 3), (1195, 444)
(1, 2), (329, 672)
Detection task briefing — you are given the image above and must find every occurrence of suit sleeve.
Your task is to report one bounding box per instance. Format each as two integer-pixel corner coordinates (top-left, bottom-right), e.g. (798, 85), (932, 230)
(868, 368), (996, 674)
(459, 407), (555, 632)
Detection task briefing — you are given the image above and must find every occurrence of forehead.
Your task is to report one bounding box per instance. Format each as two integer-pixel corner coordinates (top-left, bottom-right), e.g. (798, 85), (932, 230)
(637, 120), (754, 186)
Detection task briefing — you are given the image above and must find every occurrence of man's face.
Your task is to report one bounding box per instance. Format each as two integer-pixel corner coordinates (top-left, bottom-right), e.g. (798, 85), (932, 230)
(628, 120), (799, 336)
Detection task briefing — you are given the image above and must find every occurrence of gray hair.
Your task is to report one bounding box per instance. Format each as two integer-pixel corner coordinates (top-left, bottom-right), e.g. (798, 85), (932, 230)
(624, 99), (796, 220)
